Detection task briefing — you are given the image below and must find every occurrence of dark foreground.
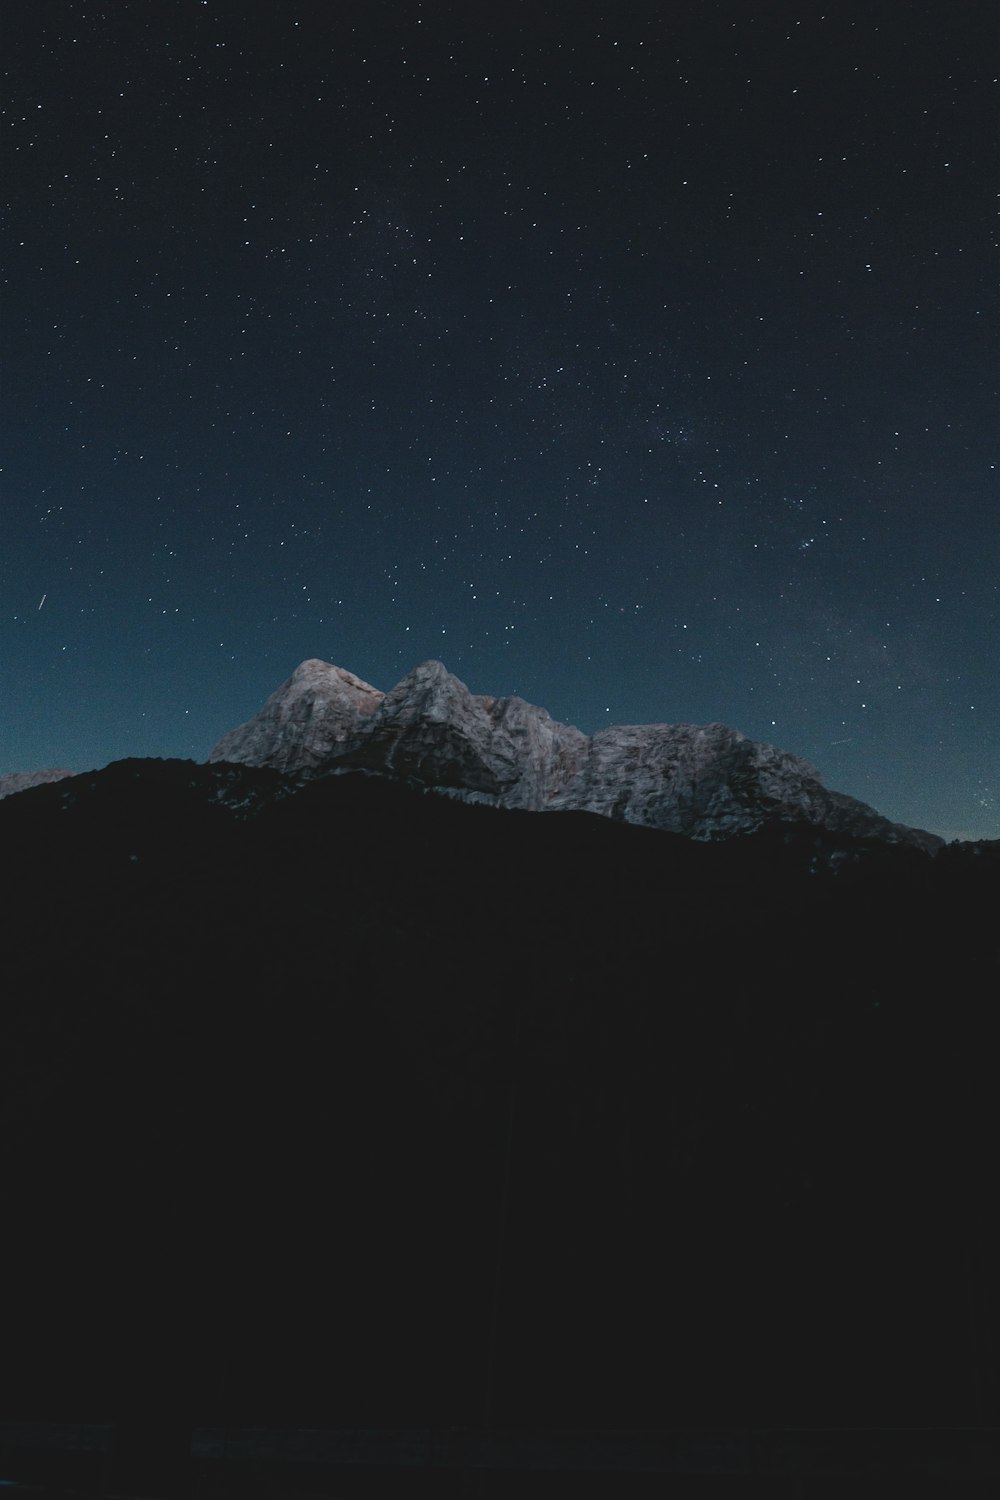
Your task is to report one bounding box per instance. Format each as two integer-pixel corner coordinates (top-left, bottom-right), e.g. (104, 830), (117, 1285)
(1, 761), (997, 1481)
(3, 1421), (1000, 1496)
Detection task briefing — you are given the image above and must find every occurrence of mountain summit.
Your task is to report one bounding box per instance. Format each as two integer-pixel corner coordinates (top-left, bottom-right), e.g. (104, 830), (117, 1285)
(210, 658), (940, 850)
(208, 658), (384, 774)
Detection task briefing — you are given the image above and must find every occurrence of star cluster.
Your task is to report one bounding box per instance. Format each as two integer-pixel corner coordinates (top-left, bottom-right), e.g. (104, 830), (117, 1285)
(2, 1), (996, 838)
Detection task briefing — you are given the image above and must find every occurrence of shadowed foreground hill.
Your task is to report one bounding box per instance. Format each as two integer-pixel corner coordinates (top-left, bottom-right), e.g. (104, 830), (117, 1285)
(1, 758), (996, 1434)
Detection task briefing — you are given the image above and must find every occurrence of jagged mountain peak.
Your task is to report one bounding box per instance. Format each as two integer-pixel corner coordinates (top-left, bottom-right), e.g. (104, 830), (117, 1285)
(206, 658), (941, 850)
(208, 657), (383, 776)
(397, 656), (451, 681)
(289, 657), (382, 694)
(337, 657), (521, 794)
(378, 657), (477, 712)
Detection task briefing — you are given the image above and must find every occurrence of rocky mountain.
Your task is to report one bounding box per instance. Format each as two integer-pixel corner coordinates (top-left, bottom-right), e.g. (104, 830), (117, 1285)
(329, 658), (591, 807)
(210, 657), (941, 850)
(0, 767), (74, 801)
(208, 658), (384, 775)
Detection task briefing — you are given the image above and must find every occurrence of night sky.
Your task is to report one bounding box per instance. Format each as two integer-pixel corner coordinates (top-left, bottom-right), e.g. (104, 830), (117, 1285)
(3, 1), (996, 840)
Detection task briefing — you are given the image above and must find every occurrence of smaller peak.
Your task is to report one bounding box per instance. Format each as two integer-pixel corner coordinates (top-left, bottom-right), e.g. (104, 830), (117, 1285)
(293, 657), (336, 675)
(381, 659), (478, 709)
(387, 659), (460, 692)
(289, 659), (381, 695)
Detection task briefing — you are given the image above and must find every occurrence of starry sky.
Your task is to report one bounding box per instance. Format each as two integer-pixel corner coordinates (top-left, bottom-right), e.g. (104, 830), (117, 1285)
(3, 0), (997, 840)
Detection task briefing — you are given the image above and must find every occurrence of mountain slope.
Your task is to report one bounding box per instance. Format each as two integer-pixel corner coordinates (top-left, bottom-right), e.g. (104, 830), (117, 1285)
(0, 767), (74, 801)
(0, 757), (995, 1431)
(208, 658), (384, 774)
(209, 657), (940, 849)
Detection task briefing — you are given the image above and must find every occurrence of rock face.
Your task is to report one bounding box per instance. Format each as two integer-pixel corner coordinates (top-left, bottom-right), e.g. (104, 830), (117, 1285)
(0, 768), (75, 802)
(335, 659), (590, 806)
(548, 721), (938, 847)
(335, 659), (518, 794)
(208, 658), (384, 776)
(208, 657), (941, 850)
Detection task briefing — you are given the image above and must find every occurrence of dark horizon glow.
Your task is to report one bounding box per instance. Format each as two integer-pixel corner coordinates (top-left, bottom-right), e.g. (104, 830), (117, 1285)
(2, 1), (996, 840)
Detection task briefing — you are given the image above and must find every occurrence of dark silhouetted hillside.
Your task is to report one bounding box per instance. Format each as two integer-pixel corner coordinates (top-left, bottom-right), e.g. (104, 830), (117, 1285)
(1, 759), (996, 1438)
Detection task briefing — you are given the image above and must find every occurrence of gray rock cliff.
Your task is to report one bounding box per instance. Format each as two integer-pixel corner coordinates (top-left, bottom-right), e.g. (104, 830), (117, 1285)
(335, 659), (589, 806)
(208, 658), (384, 775)
(547, 721), (937, 847)
(335, 659), (518, 794)
(207, 658), (941, 849)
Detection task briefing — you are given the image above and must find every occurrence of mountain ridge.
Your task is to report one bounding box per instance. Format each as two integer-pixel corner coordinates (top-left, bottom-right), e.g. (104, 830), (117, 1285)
(207, 656), (943, 851)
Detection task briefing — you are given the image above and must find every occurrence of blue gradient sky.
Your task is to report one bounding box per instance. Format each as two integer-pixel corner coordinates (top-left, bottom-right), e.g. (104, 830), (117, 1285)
(3, 1), (996, 840)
